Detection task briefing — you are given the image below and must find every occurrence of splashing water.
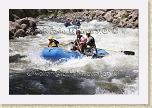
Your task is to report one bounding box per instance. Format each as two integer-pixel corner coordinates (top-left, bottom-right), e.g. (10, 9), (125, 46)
(9, 19), (138, 94)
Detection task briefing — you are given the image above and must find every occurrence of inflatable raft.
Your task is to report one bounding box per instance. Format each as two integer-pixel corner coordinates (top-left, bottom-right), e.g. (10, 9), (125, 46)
(66, 25), (80, 29)
(40, 47), (109, 61)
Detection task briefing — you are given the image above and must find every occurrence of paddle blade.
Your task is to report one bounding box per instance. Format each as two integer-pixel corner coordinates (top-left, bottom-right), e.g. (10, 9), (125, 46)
(121, 51), (135, 55)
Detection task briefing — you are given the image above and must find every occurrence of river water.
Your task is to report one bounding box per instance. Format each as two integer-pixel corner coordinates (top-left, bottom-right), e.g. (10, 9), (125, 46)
(9, 19), (138, 95)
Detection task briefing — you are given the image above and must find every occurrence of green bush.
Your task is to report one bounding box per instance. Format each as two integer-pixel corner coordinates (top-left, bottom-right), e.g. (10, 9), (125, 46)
(91, 13), (96, 19)
(121, 13), (129, 19)
(53, 9), (58, 18)
(31, 9), (49, 18)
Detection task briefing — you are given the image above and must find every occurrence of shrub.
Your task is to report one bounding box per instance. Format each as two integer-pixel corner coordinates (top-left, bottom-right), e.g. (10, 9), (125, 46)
(121, 13), (129, 19)
(91, 13), (96, 19)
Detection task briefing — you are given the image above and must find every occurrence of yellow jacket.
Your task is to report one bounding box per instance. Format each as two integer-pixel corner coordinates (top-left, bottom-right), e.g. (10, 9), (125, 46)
(48, 42), (57, 47)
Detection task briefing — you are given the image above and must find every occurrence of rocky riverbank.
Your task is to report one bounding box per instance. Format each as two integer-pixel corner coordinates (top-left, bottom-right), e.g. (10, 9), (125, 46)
(9, 9), (138, 39)
(53, 9), (138, 29)
(9, 9), (38, 39)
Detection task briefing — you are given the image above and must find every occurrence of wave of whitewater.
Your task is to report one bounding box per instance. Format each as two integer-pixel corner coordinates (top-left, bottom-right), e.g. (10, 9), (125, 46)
(9, 19), (138, 94)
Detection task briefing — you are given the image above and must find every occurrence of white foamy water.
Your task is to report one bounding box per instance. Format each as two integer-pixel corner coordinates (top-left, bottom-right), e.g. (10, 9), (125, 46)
(9, 19), (138, 94)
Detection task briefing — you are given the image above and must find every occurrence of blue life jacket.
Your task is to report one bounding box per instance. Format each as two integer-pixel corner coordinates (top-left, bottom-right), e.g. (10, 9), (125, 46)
(76, 21), (81, 26)
(64, 22), (68, 27)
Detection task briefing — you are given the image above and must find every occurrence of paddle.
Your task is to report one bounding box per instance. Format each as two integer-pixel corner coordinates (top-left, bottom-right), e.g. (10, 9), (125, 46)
(97, 48), (135, 55)
(58, 42), (71, 47)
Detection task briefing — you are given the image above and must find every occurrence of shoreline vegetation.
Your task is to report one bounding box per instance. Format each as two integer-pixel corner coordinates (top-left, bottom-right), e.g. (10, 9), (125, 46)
(9, 9), (138, 39)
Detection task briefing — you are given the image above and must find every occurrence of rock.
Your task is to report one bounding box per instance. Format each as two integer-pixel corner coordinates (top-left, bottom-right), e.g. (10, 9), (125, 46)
(29, 20), (36, 28)
(14, 29), (25, 37)
(112, 18), (120, 24)
(130, 11), (138, 21)
(9, 9), (39, 39)
(133, 19), (138, 28)
(103, 11), (113, 22)
(96, 10), (106, 17)
(15, 18), (30, 26)
(9, 30), (14, 39)
(21, 24), (27, 31)
(101, 9), (113, 12)
(126, 23), (134, 28)
(48, 14), (54, 18)
(114, 10), (127, 18)
(9, 21), (21, 33)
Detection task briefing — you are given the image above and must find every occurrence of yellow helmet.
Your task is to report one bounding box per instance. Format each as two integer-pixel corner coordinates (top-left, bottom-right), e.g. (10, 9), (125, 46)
(86, 31), (91, 34)
(48, 36), (53, 40)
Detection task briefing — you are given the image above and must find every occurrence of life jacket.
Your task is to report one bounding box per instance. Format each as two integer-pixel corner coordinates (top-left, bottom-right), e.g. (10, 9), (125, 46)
(48, 39), (59, 47)
(48, 42), (57, 47)
(64, 22), (71, 27)
(64, 22), (68, 27)
(77, 45), (82, 51)
(87, 36), (96, 47)
(74, 35), (84, 46)
(76, 21), (81, 26)
(80, 37), (87, 44)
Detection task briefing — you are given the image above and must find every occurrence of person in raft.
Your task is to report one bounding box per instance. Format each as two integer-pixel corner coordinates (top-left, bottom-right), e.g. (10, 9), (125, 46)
(79, 36), (87, 55)
(71, 30), (87, 54)
(48, 36), (59, 47)
(85, 31), (97, 56)
(75, 19), (81, 26)
(64, 19), (71, 27)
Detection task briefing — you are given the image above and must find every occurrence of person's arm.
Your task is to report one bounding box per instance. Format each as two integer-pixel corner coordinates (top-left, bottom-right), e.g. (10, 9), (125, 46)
(48, 41), (51, 47)
(71, 38), (77, 44)
(53, 39), (59, 45)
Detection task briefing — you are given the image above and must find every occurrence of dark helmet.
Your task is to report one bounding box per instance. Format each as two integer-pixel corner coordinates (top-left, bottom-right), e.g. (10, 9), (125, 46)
(76, 30), (81, 34)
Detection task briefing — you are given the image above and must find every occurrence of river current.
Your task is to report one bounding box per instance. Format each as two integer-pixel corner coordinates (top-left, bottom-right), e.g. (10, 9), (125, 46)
(9, 19), (138, 95)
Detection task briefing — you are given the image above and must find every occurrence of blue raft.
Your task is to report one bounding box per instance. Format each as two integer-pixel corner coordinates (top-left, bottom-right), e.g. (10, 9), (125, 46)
(40, 47), (109, 61)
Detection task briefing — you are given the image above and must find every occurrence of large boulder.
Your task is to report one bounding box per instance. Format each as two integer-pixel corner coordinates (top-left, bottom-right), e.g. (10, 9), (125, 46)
(15, 18), (30, 26)
(114, 10), (128, 18)
(14, 29), (25, 37)
(9, 21), (21, 33)
(21, 24), (28, 31)
(28, 17), (37, 28)
(103, 11), (113, 22)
